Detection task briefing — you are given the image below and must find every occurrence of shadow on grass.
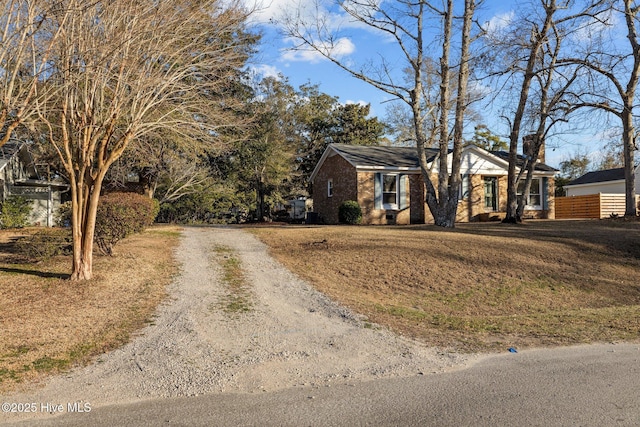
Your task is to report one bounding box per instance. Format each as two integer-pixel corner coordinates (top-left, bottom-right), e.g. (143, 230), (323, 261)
(0, 266), (70, 279)
(401, 219), (640, 259)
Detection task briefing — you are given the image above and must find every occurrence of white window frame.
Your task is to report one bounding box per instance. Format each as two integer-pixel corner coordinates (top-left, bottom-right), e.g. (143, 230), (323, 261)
(484, 176), (498, 211)
(459, 174), (470, 200)
(327, 178), (333, 197)
(382, 173), (399, 210)
(517, 178), (543, 209)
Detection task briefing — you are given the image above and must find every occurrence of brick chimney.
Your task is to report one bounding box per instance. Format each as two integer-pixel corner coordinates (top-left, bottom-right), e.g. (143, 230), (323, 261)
(522, 134), (545, 163)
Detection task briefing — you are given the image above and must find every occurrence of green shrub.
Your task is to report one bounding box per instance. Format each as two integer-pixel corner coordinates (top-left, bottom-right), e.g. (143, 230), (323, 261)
(0, 196), (33, 229)
(95, 192), (157, 256)
(15, 228), (73, 260)
(338, 200), (362, 224)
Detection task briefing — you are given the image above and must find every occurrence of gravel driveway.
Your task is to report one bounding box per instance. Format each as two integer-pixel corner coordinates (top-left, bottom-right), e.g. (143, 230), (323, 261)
(3, 227), (476, 420)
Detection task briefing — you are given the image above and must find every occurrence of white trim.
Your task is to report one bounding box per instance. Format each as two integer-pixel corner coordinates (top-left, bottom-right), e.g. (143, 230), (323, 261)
(483, 176), (498, 211)
(327, 178), (333, 197)
(381, 173), (400, 210)
(564, 180), (624, 190)
(517, 178), (543, 209)
(310, 146), (341, 183)
(356, 166), (421, 172)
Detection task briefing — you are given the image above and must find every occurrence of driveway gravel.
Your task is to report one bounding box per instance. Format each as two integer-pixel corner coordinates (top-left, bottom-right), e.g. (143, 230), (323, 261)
(2, 226), (476, 423)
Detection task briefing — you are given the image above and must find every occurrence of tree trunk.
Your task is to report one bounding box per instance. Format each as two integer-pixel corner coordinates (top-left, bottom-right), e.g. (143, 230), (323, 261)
(622, 0), (639, 217)
(621, 108), (637, 217)
(256, 187), (265, 220)
(516, 134), (544, 219)
(504, 3), (556, 223)
(417, 0), (474, 228)
(71, 237), (93, 281)
(421, 0), (455, 228)
(69, 175), (104, 281)
(446, 0), (475, 227)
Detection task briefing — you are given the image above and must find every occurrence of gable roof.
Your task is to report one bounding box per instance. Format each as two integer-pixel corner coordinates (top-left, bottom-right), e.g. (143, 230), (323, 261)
(0, 141), (25, 168)
(0, 141), (23, 159)
(567, 167), (625, 186)
(310, 143), (557, 182)
(490, 150), (558, 172)
(0, 141), (37, 176)
(330, 143), (440, 169)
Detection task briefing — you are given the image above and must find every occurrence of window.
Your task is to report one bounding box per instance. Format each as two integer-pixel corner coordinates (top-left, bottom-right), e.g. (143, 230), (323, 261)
(484, 177), (497, 210)
(460, 175), (470, 200)
(382, 174), (398, 207)
(517, 178), (542, 207)
(375, 173), (408, 210)
(327, 179), (333, 197)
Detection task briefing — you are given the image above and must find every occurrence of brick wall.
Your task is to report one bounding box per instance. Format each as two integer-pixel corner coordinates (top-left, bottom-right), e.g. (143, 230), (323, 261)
(457, 174), (485, 221)
(314, 157), (556, 224)
(357, 171), (416, 225)
(409, 174), (425, 224)
(312, 153), (358, 224)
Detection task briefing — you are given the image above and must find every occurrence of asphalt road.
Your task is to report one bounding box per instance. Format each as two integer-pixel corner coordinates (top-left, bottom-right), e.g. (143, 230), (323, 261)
(3, 342), (638, 427)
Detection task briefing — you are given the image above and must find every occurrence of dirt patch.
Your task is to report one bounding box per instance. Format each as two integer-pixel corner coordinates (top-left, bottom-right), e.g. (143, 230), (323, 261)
(250, 219), (640, 351)
(0, 226), (180, 393)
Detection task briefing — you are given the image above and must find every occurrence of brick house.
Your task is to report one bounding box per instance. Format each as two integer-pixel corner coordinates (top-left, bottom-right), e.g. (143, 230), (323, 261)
(309, 143), (557, 224)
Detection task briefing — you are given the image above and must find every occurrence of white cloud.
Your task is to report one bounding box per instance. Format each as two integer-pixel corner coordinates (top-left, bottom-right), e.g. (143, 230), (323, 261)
(280, 37), (355, 63)
(570, 9), (619, 44)
(329, 37), (356, 57)
(246, 0), (374, 33)
(280, 47), (325, 63)
(484, 11), (514, 36)
(250, 64), (281, 79)
(344, 99), (368, 106)
(245, 0), (293, 24)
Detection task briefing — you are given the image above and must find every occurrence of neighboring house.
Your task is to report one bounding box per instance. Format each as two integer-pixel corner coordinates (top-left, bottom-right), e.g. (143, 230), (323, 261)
(556, 165), (640, 219)
(0, 141), (68, 226)
(310, 143), (557, 224)
(563, 165), (640, 196)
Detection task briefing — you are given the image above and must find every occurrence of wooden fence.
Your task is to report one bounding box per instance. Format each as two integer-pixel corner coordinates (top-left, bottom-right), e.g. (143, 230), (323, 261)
(555, 193), (640, 219)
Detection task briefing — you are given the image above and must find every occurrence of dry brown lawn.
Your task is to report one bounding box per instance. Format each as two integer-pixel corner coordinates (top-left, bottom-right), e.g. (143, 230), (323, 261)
(2, 220), (638, 392)
(250, 219), (640, 352)
(0, 226), (180, 393)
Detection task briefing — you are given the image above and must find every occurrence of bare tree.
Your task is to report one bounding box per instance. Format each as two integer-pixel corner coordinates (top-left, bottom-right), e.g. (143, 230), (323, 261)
(36, 0), (256, 280)
(0, 0), (70, 145)
(500, 1), (558, 223)
(280, 0), (481, 227)
(563, 0), (639, 217)
(488, 0), (610, 222)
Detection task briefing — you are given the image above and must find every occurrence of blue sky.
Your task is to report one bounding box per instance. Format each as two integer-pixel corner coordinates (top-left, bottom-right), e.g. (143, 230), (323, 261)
(245, 1), (615, 169)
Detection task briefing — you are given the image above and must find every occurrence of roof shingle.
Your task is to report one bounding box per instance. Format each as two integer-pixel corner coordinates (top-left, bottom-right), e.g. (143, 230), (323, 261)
(567, 168), (625, 186)
(331, 143), (557, 172)
(331, 143), (438, 169)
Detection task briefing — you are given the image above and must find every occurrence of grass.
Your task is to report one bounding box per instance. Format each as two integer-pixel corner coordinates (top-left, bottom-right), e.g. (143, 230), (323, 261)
(2, 219), (638, 390)
(212, 245), (253, 315)
(0, 225), (180, 393)
(250, 219), (640, 352)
